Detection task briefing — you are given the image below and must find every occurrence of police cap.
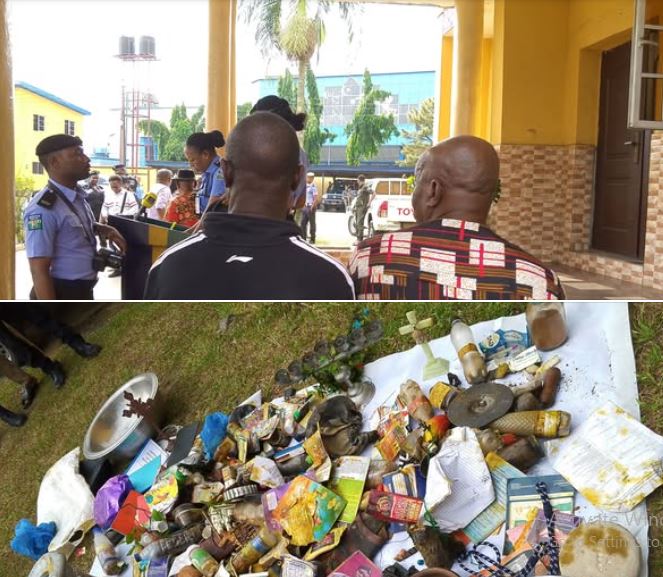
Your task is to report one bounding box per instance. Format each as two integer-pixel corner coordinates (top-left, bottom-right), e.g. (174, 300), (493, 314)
(35, 134), (83, 156)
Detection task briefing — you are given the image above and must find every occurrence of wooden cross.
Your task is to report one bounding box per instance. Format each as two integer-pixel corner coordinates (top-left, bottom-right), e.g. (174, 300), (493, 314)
(399, 311), (449, 380)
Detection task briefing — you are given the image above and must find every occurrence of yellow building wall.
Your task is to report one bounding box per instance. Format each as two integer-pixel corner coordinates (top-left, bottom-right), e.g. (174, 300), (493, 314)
(492, 0), (570, 145)
(14, 86), (87, 189)
(565, 0), (663, 145)
(486, 0), (663, 146)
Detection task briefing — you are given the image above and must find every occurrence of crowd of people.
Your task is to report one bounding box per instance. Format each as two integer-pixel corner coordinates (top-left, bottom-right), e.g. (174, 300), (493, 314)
(22, 94), (565, 302)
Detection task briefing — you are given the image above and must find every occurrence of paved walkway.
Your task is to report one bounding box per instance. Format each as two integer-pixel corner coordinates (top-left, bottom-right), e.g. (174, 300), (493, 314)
(552, 263), (663, 300)
(14, 249), (122, 300)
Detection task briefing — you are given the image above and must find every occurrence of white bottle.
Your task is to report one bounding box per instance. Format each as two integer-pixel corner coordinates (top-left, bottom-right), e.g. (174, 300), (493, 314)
(450, 320), (487, 384)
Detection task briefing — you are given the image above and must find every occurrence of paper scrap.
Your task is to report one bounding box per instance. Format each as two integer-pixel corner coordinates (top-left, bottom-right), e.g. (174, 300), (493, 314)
(329, 456), (370, 524)
(128, 457), (161, 493)
(125, 439), (168, 477)
(553, 401), (663, 512)
(110, 491), (150, 536)
(462, 452), (526, 543)
(425, 427), (495, 532)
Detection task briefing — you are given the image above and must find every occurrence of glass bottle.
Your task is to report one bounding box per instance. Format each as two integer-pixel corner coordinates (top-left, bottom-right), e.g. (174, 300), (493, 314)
(450, 320), (487, 384)
(526, 303), (568, 351)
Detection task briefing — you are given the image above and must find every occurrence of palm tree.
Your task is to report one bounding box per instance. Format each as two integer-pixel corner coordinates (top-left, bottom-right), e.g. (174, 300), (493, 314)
(240, 0), (355, 113)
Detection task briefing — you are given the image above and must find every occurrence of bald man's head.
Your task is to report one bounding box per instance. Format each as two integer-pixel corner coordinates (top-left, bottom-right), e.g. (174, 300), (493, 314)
(223, 112), (302, 219)
(412, 136), (500, 224)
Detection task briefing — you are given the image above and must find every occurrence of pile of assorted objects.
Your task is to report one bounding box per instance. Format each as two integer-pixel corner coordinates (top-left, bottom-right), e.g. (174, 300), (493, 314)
(22, 305), (663, 577)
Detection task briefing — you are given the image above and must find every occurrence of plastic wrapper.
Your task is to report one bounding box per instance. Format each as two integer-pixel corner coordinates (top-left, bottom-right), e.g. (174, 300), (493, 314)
(273, 475), (346, 546)
(37, 447), (95, 552)
(10, 519), (56, 560)
(361, 490), (423, 524)
(249, 456), (285, 489)
(94, 474), (133, 530)
(200, 412), (230, 460)
(145, 472), (179, 514)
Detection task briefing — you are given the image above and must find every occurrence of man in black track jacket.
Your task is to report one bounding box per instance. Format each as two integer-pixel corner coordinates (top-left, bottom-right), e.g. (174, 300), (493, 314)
(144, 112), (355, 300)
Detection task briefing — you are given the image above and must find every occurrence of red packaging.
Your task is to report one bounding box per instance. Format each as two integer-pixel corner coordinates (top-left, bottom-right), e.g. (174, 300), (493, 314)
(362, 490), (423, 524)
(501, 433), (519, 446)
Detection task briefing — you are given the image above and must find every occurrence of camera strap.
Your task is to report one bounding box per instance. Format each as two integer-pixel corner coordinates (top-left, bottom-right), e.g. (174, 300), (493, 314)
(48, 182), (97, 248)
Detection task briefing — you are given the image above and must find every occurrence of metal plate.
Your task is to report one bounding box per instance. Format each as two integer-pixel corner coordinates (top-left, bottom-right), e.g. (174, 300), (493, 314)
(447, 382), (514, 428)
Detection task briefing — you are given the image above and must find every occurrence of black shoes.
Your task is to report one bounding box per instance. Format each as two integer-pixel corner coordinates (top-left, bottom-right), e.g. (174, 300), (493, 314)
(68, 336), (102, 358)
(20, 378), (38, 409)
(0, 405), (27, 427)
(46, 361), (66, 389)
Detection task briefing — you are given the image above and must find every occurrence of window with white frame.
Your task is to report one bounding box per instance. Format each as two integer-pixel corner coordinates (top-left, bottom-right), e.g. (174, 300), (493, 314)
(64, 120), (75, 135)
(629, 0), (663, 128)
(32, 162), (44, 175)
(33, 114), (44, 131)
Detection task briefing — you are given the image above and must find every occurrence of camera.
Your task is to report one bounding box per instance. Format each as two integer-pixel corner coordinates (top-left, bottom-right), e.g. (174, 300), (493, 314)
(93, 247), (123, 272)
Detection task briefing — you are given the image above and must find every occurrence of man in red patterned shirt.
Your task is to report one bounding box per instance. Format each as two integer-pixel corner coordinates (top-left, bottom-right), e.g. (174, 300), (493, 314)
(348, 136), (565, 300)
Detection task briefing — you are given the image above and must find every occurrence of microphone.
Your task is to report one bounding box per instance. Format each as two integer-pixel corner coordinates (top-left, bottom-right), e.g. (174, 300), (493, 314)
(136, 192), (158, 220)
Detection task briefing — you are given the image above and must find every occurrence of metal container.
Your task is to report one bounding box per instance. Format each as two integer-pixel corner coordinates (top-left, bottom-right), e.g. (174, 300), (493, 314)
(173, 503), (207, 529)
(83, 373), (161, 463)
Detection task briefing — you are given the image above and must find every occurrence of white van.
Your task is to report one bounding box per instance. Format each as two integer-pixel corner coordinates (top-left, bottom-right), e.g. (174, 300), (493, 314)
(348, 177), (414, 238)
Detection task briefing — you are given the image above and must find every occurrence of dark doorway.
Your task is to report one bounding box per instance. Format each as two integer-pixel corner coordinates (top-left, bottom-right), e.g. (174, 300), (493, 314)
(592, 41), (649, 260)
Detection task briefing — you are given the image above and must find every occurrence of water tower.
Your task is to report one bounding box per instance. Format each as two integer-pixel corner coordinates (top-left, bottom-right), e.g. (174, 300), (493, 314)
(116, 36), (158, 169)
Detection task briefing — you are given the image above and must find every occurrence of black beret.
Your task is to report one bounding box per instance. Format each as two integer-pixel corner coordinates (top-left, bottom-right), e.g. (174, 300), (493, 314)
(35, 134), (83, 156)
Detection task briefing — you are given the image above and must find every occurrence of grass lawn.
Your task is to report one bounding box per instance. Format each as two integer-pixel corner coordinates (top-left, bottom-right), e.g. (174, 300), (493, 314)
(0, 302), (660, 575)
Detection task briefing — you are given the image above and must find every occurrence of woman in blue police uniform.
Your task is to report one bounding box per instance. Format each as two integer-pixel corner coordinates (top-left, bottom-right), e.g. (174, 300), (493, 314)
(184, 130), (226, 215)
(23, 134), (127, 300)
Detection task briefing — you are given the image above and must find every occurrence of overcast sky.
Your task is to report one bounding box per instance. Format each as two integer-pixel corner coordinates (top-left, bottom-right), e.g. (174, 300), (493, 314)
(8, 0), (446, 154)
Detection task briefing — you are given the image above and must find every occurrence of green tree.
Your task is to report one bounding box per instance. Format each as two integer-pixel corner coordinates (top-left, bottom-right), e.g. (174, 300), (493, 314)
(277, 69), (297, 111)
(398, 97), (435, 167)
(140, 104), (206, 161)
(303, 67), (333, 164)
(14, 175), (36, 244)
(237, 102), (253, 121)
(240, 0), (354, 113)
(191, 105), (205, 133)
(345, 69), (399, 166)
(138, 119), (170, 160)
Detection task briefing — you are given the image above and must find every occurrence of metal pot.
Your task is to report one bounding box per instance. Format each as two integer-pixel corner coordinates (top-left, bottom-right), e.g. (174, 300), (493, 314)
(83, 372), (162, 463)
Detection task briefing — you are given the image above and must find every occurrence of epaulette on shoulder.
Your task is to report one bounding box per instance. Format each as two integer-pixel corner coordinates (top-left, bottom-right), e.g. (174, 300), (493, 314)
(36, 188), (58, 209)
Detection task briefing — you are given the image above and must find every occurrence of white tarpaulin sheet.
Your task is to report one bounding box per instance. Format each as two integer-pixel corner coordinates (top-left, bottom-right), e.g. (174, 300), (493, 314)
(362, 302), (649, 577)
